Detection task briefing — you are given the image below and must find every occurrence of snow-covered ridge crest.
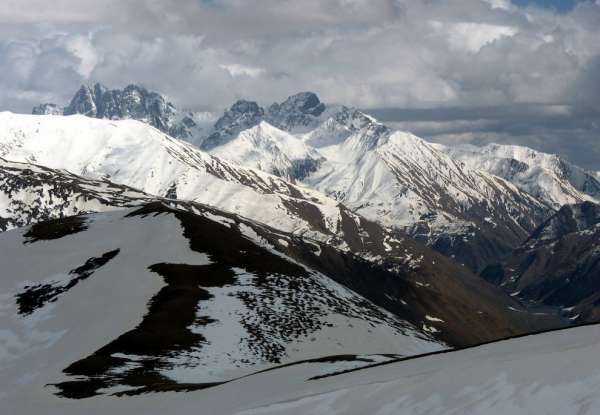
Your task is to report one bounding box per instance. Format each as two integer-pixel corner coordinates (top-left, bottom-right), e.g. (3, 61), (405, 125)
(0, 111), (407, 257)
(436, 142), (600, 209)
(210, 121), (324, 181)
(302, 122), (552, 271)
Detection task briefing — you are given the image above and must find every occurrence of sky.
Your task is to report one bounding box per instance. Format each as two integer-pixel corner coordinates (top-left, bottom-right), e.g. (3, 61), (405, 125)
(0, 0), (598, 169)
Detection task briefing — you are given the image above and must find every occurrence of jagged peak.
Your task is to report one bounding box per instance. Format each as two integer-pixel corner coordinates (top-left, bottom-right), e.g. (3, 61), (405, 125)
(228, 99), (264, 115)
(271, 91), (325, 116)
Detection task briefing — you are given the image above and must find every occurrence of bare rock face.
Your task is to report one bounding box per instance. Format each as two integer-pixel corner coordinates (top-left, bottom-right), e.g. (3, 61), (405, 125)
(266, 91), (326, 132)
(63, 84), (180, 134)
(201, 100), (264, 150)
(482, 202), (600, 323)
(35, 83), (205, 142)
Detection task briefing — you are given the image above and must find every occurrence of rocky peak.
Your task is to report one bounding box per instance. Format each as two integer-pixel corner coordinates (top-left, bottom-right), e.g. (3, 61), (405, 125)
(266, 91), (326, 132)
(64, 85), (98, 116)
(332, 106), (377, 132)
(53, 83), (186, 139)
(202, 99), (264, 150)
(303, 106), (384, 148)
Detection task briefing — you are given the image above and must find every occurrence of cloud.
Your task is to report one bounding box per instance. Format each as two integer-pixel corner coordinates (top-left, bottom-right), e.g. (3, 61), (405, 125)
(218, 64), (265, 78)
(0, 0), (598, 168)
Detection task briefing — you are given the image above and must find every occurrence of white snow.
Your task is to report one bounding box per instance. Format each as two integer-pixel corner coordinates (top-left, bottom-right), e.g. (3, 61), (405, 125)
(0, 206), (444, 412)
(435, 142), (600, 209)
(6, 321), (600, 414)
(210, 121), (322, 180)
(0, 112), (367, 251)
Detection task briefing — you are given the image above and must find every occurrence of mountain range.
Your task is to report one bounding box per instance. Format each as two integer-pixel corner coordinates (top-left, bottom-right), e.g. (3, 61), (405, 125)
(0, 82), (597, 412)
(31, 84), (600, 272)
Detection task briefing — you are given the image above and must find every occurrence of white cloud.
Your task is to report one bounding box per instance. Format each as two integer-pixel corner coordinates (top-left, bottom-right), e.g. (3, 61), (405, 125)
(430, 21), (518, 52)
(218, 63), (265, 78)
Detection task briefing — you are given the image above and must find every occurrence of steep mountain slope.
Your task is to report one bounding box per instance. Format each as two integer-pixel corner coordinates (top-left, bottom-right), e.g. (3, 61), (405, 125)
(438, 142), (600, 209)
(482, 202), (600, 323)
(0, 112), (367, 247)
(0, 157), (152, 231)
(0, 203), (445, 401)
(300, 114), (553, 271)
(201, 92), (331, 150)
(200, 104), (553, 271)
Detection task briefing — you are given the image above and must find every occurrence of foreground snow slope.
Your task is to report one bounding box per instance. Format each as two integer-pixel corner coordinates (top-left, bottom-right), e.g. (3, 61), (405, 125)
(3, 316), (598, 414)
(217, 324), (600, 415)
(0, 203), (443, 403)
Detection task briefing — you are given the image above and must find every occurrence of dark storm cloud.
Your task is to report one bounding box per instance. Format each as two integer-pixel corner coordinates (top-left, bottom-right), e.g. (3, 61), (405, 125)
(0, 0), (598, 168)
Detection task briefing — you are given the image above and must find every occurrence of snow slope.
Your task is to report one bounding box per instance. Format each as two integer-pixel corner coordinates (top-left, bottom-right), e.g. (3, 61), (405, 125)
(301, 118), (552, 271)
(210, 121), (323, 181)
(0, 203), (444, 405)
(2, 303), (598, 415)
(216, 324), (600, 415)
(437, 142), (600, 209)
(201, 105), (553, 271)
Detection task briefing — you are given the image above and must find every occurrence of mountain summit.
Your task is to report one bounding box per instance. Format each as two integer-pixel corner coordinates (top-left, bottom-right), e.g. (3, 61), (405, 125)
(31, 83), (213, 142)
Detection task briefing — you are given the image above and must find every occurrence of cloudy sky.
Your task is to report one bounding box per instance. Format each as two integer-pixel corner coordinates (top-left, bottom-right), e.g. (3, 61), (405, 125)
(1, 0), (599, 169)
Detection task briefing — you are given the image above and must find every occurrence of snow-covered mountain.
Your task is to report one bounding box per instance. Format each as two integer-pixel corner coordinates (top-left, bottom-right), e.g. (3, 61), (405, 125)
(304, 121), (550, 236)
(482, 201), (600, 323)
(0, 112), (358, 247)
(27, 88), (600, 275)
(206, 105), (552, 271)
(210, 121), (323, 181)
(437, 142), (600, 209)
(201, 91), (331, 150)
